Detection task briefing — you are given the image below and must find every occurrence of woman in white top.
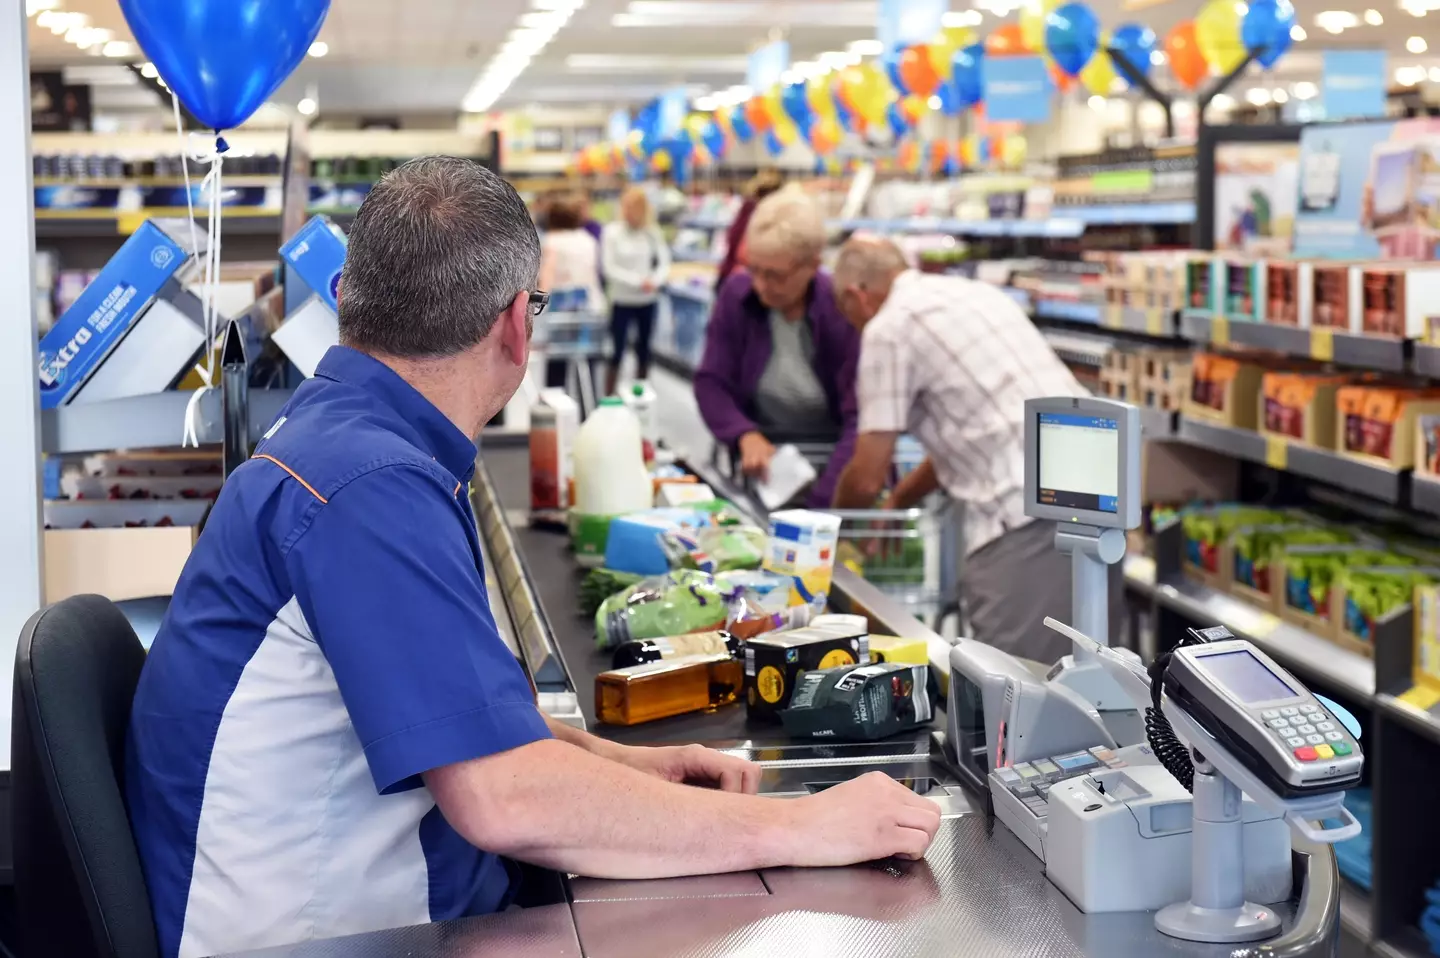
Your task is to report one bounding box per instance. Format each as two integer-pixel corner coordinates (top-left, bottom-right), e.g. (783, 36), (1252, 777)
(600, 187), (671, 395)
(538, 192), (604, 388)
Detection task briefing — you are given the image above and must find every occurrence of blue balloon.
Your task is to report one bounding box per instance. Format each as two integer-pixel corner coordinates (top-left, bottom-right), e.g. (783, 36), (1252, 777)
(886, 102), (909, 141)
(700, 120), (726, 159)
(780, 81), (814, 136)
(119, 0), (328, 130)
(936, 81), (962, 116)
(1109, 23), (1157, 87)
(1045, 2), (1101, 78)
(942, 154), (961, 177)
(664, 134), (693, 167)
(1242, 0), (1296, 69)
(627, 158), (648, 182)
(951, 44), (985, 111)
(883, 47), (908, 95)
(763, 129), (785, 158)
(729, 104), (754, 143)
(833, 92), (856, 133)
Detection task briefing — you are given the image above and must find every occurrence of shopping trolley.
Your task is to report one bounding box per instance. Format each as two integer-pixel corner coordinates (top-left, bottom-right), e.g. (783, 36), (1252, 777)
(534, 295), (610, 416)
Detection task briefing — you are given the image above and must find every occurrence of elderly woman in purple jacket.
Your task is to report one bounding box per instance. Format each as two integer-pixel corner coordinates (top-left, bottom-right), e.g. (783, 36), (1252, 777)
(695, 189), (860, 508)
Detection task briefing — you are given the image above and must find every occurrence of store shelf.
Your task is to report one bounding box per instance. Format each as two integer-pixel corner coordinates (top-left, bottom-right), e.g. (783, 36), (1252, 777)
(1376, 693), (1440, 747)
(1176, 418), (1406, 504)
(1180, 311), (1407, 372)
(1034, 298), (1102, 324)
(35, 212), (282, 239)
(1415, 344), (1440, 378)
(1061, 202), (1196, 226)
(832, 217), (1086, 239)
(41, 388), (293, 455)
(1412, 475), (1440, 517)
(1140, 407), (1178, 438)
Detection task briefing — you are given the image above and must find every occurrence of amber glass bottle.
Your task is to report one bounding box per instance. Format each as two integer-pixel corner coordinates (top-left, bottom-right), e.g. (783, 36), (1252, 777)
(595, 654), (743, 726)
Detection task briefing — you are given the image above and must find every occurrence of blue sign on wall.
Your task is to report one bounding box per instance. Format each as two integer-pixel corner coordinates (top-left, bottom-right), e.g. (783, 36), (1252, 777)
(983, 56), (1051, 123)
(747, 40), (790, 91)
(878, 0), (946, 52)
(1322, 50), (1387, 120)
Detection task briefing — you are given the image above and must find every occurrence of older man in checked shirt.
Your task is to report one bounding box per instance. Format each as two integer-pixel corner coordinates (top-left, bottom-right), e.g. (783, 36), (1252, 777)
(830, 235), (1124, 663)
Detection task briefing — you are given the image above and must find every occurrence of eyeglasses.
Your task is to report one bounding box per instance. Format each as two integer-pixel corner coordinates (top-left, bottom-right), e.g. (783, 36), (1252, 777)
(528, 289), (550, 317)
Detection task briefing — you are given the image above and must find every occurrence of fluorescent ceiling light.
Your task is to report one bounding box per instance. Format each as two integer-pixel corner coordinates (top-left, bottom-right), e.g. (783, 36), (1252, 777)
(140, 62), (158, 78)
(1150, 50), (1166, 65)
(1315, 10), (1358, 33)
(693, 95), (718, 111)
(532, 0), (584, 9)
(520, 10), (570, 28)
(614, 1), (872, 28)
(1431, 66), (1440, 82)
(818, 50), (859, 71)
(1246, 88), (1272, 106)
(1292, 80), (1318, 99)
(848, 39), (882, 56)
(1290, 25), (1306, 40)
(1087, 95), (1105, 111)
(1272, 88), (1289, 103)
(942, 10), (983, 27)
(101, 40), (133, 57)
(1396, 66), (1423, 85)
(1210, 93), (1235, 110)
(1363, 8), (1383, 24)
(25, 0), (60, 15)
(308, 41), (329, 57)
(297, 97), (317, 116)
(927, 95), (941, 110)
(1409, 35), (1429, 52)
(565, 54), (749, 73)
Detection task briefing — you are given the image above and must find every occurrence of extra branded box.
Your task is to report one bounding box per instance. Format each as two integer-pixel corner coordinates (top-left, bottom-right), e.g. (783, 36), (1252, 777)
(36, 220), (189, 409)
(279, 215), (347, 312)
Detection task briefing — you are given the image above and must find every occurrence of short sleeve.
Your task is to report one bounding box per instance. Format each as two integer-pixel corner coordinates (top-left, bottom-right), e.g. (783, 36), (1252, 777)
(286, 464), (550, 794)
(857, 324), (916, 434)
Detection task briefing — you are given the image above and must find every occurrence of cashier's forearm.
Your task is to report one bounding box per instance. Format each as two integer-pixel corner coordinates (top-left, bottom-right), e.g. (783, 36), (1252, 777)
(885, 459), (939, 510)
(426, 739), (794, 879)
(543, 713), (627, 762)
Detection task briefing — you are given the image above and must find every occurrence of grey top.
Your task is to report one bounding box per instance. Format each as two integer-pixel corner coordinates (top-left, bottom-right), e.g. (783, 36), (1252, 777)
(752, 310), (838, 441)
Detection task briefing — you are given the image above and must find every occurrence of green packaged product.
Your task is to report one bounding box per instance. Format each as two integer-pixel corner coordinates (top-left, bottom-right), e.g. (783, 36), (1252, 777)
(594, 570), (738, 649)
(1344, 566), (1440, 641)
(579, 568), (646, 618)
(779, 663), (933, 741)
(1283, 546), (1412, 620)
(660, 525), (767, 574)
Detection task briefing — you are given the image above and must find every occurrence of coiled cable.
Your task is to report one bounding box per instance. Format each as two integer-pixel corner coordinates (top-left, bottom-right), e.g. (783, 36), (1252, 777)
(1144, 628), (1213, 793)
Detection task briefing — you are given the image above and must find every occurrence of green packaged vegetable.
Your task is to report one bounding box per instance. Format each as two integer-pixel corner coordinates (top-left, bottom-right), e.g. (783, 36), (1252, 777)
(579, 568), (646, 618)
(1344, 566), (1440, 641)
(1283, 546), (1412, 620)
(594, 570), (739, 649)
(660, 525), (767, 574)
(1183, 506), (1289, 574)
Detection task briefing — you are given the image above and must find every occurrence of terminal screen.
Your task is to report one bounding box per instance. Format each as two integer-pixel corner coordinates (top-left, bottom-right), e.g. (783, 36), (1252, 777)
(1197, 650), (1296, 703)
(1036, 413), (1120, 513)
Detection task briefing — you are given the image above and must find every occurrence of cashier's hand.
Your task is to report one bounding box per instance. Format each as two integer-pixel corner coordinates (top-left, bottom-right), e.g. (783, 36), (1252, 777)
(788, 772), (942, 865)
(617, 743), (763, 793)
(738, 431), (776, 481)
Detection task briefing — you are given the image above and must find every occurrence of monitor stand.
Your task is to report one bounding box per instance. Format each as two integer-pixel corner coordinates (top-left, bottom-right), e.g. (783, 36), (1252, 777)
(1048, 525), (1140, 719)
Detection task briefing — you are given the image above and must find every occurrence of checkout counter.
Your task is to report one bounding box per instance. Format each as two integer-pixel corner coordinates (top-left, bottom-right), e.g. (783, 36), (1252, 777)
(225, 401), (1350, 958)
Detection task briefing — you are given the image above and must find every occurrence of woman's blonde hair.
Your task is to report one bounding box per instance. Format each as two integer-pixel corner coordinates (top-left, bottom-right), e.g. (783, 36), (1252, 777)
(745, 186), (826, 262)
(620, 185), (651, 222)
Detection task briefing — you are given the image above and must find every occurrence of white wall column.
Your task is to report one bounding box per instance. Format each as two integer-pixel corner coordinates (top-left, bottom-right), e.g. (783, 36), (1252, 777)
(0, 1), (47, 770)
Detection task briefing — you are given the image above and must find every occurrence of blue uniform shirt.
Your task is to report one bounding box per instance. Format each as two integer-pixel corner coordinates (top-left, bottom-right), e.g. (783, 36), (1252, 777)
(126, 346), (551, 958)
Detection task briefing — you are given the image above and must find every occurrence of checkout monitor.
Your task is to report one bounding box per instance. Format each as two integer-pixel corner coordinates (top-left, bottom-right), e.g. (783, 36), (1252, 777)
(1023, 397), (1141, 531)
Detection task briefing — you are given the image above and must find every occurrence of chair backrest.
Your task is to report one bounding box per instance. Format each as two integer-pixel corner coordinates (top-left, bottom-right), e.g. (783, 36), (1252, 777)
(13, 594), (160, 958)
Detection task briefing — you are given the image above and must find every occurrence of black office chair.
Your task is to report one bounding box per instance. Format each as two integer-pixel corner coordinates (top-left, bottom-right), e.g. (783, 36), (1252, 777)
(13, 594), (160, 958)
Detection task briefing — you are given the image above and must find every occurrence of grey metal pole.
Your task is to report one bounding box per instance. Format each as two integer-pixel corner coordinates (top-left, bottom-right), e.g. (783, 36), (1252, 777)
(0, 0), (46, 770)
(220, 319), (250, 478)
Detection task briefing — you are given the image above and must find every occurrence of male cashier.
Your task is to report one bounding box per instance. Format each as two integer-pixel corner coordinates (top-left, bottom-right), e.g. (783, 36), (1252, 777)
(126, 157), (940, 958)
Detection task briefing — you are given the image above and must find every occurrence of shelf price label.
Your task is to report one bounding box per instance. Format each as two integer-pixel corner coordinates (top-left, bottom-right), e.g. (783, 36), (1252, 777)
(1310, 327), (1335, 362)
(1265, 435), (1289, 470)
(1103, 304), (1123, 330)
(1211, 316), (1230, 346)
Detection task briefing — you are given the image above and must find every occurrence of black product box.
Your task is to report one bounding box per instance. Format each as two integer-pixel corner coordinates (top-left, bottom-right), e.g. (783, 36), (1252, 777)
(780, 663), (933, 741)
(743, 626), (869, 721)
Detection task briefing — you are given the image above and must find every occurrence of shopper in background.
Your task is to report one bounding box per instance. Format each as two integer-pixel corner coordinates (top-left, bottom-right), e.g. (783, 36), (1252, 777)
(714, 169), (784, 291)
(695, 187), (859, 508)
(601, 186), (671, 394)
(538, 191), (604, 388)
(830, 235), (1122, 664)
(127, 157), (939, 958)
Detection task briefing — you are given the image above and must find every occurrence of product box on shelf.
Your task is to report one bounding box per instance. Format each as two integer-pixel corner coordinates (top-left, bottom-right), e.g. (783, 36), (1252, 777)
(1180, 505), (1274, 591)
(1360, 264), (1440, 339)
(1416, 414), (1440, 479)
(1220, 258), (1265, 321)
(1310, 263), (1362, 332)
(1184, 256), (1216, 312)
(1260, 372), (1349, 449)
(1413, 584), (1440, 696)
(1337, 386), (1440, 469)
(1228, 520), (1311, 611)
(37, 220), (197, 409)
(1099, 351), (1139, 403)
(1339, 566), (1440, 659)
(1185, 353), (1265, 429)
(1139, 350), (1191, 412)
(1265, 261), (1304, 327)
(1279, 544), (1409, 641)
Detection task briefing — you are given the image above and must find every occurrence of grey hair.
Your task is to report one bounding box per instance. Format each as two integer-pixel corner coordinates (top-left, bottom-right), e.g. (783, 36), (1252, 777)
(745, 186), (827, 263)
(833, 235), (909, 291)
(338, 155), (540, 357)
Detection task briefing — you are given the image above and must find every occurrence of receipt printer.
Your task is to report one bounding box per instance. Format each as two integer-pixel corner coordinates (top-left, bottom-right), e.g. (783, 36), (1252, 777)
(273, 215), (347, 377)
(37, 220), (205, 408)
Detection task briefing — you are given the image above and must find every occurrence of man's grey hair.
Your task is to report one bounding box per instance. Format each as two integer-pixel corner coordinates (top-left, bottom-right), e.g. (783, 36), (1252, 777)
(339, 155), (540, 357)
(832, 235), (910, 291)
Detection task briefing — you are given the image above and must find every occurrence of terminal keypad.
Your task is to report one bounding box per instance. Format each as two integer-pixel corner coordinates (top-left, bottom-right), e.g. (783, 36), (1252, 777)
(1260, 703), (1354, 761)
(995, 746), (1137, 819)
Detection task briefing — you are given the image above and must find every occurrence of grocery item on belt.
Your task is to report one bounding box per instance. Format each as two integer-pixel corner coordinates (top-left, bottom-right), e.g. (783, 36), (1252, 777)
(572, 398), (652, 567)
(661, 525), (767, 574)
(866, 634), (930, 666)
(578, 568), (646, 618)
(763, 509), (841, 609)
(780, 662), (933, 741)
(594, 570), (738, 649)
(596, 654), (743, 726)
(604, 508), (710, 576)
(529, 388), (579, 518)
(717, 569), (812, 639)
(744, 625), (869, 721)
(611, 630), (739, 669)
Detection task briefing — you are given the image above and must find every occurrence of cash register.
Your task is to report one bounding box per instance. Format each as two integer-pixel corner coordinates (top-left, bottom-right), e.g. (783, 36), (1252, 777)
(947, 397), (1365, 943)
